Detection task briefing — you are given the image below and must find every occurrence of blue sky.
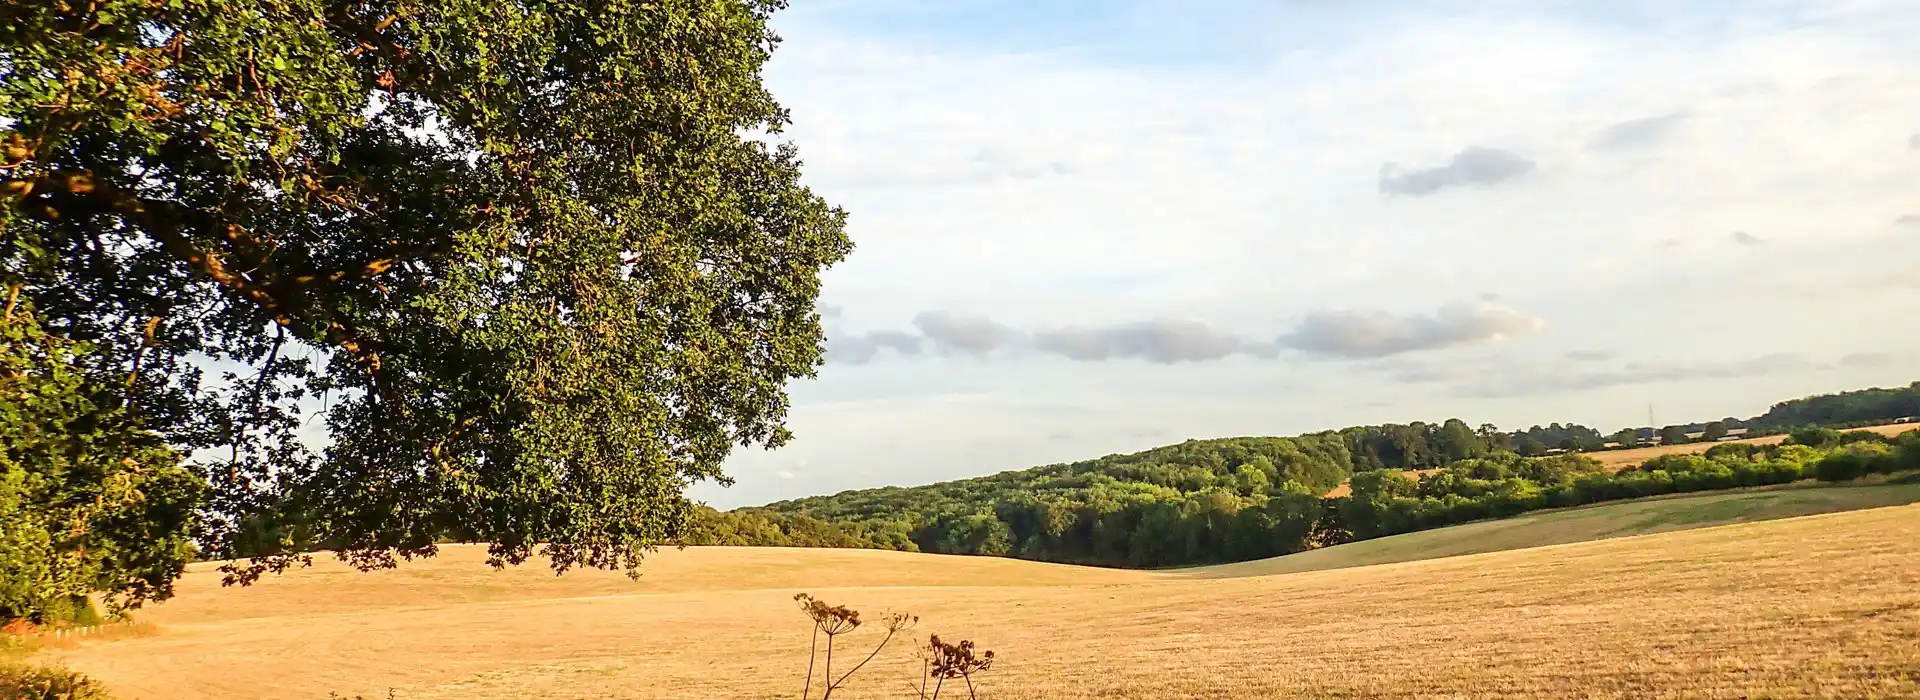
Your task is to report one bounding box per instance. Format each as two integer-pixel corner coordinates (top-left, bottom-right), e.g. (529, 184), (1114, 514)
(687, 0), (1920, 508)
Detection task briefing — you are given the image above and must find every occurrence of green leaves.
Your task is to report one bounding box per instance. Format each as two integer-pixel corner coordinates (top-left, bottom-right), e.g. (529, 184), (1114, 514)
(0, 303), (204, 621)
(4, 0), (848, 584)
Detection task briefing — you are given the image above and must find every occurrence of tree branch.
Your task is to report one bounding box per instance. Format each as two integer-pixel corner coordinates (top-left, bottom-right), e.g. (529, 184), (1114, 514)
(7, 169), (415, 408)
(123, 314), (164, 407)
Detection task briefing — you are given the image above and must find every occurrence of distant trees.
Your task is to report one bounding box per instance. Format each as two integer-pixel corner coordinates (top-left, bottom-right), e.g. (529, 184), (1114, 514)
(693, 382), (1920, 571)
(709, 424), (1920, 572)
(1658, 426), (1691, 446)
(1752, 382), (1920, 428)
(1334, 430), (1916, 541)
(1434, 419), (1486, 462)
(680, 507), (915, 551)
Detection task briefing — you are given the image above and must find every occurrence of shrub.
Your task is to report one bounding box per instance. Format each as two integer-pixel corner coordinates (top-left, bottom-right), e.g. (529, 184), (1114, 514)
(1773, 444), (1823, 466)
(1703, 443), (1758, 461)
(1786, 427), (1843, 449)
(1898, 437), (1920, 472)
(0, 662), (115, 700)
(1814, 453), (1870, 483)
(1838, 430), (1891, 446)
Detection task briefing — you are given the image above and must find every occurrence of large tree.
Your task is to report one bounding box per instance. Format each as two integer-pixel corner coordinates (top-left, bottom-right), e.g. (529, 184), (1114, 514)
(1, 0), (849, 583)
(1, 299), (203, 621)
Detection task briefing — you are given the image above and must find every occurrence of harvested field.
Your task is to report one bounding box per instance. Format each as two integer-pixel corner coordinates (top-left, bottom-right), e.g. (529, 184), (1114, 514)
(46, 499), (1920, 699)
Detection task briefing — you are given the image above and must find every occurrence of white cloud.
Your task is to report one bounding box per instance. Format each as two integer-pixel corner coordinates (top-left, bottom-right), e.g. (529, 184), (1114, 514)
(695, 0), (1920, 508)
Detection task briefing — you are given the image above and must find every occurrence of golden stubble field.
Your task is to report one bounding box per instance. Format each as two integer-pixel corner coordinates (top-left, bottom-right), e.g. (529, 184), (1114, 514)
(51, 504), (1920, 700)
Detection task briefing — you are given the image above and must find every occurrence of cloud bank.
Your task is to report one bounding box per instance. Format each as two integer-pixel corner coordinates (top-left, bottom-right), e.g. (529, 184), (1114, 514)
(827, 330), (925, 365)
(1277, 301), (1547, 359)
(828, 301), (1545, 365)
(1033, 319), (1259, 364)
(913, 310), (1021, 356)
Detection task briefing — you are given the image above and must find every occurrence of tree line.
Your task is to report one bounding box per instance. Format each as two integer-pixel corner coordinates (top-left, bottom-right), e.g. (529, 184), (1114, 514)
(703, 421), (1920, 570)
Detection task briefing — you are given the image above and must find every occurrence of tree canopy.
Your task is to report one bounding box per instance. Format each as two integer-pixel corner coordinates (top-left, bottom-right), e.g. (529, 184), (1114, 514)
(1, 299), (201, 622)
(2, 0), (848, 586)
(1751, 382), (1920, 429)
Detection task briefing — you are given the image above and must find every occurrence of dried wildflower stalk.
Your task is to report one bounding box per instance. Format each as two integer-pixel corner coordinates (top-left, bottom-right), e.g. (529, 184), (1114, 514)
(919, 633), (995, 700)
(793, 593), (918, 699)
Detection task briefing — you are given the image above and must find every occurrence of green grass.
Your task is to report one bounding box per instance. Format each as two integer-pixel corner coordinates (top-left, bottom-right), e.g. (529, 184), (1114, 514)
(1188, 482), (1920, 578)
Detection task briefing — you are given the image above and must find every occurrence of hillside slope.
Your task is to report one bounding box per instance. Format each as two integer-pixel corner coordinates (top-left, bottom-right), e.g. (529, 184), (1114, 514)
(1191, 481), (1920, 578)
(48, 504), (1920, 699)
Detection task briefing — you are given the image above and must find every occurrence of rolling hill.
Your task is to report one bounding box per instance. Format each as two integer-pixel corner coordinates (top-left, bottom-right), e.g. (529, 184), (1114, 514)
(1192, 481), (1920, 577)
(45, 498), (1920, 699)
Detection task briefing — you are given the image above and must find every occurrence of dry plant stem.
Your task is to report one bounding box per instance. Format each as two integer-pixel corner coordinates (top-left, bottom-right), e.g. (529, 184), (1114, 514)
(823, 625), (902, 699)
(802, 625), (819, 699)
(822, 634), (834, 698)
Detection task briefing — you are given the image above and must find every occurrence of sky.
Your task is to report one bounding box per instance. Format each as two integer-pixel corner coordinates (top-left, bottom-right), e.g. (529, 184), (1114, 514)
(687, 0), (1920, 509)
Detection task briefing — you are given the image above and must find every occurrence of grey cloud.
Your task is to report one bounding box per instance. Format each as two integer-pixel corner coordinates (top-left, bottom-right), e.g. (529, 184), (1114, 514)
(1379, 147), (1536, 197)
(1034, 319), (1252, 364)
(1589, 113), (1688, 151)
(820, 304), (845, 319)
(831, 302), (1546, 366)
(1388, 353), (1820, 398)
(912, 310), (1019, 356)
(1564, 349), (1617, 363)
(826, 330), (924, 365)
(1895, 215), (1919, 227)
(1732, 230), (1765, 246)
(1277, 301), (1546, 359)
(1839, 352), (1902, 369)
(1910, 134), (1919, 150)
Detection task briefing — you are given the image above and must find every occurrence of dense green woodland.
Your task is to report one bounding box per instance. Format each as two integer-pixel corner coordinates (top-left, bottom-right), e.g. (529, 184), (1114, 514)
(692, 384), (1920, 569)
